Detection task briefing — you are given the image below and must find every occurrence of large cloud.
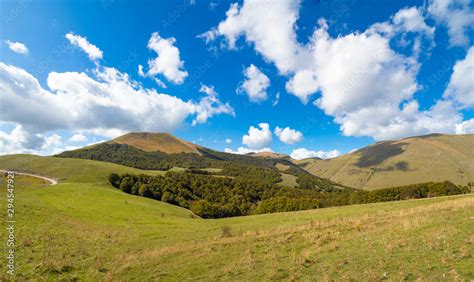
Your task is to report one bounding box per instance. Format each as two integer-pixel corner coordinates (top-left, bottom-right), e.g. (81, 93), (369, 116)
(139, 32), (188, 85)
(242, 122), (272, 149)
(443, 46), (474, 109)
(0, 62), (234, 152)
(428, 0), (474, 46)
(199, 0), (304, 74)
(0, 125), (80, 155)
(205, 2), (471, 141)
(455, 118), (474, 134)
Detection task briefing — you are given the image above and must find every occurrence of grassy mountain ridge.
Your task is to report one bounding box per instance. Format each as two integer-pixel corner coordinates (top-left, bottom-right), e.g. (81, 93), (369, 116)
(302, 133), (474, 190)
(56, 135), (309, 175)
(112, 132), (203, 154)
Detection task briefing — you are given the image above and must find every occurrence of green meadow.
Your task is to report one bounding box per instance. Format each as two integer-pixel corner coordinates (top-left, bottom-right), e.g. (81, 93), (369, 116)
(0, 155), (473, 280)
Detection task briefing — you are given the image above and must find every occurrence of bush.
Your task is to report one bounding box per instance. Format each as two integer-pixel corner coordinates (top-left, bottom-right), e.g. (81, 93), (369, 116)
(221, 226), (232, 237)
(108, 173), (121, 188)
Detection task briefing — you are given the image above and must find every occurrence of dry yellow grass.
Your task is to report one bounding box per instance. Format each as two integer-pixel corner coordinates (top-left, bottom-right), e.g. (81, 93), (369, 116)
(250, 152), (290, 159)
(112, 132), (202, 154)
(279, 173), (298, 187)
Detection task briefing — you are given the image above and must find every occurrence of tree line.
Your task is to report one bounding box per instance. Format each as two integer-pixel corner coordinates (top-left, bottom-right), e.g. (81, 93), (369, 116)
(109, 170), (470, 218)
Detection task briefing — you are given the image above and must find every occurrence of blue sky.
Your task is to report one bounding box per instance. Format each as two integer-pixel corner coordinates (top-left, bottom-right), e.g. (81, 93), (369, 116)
(0, 0), (473, 159)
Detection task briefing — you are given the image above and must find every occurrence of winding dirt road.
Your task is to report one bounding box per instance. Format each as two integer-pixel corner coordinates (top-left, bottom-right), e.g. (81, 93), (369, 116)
(0, 169), (58, 185)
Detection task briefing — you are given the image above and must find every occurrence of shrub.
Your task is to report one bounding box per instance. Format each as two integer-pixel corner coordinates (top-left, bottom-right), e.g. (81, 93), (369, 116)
(221, 225), (232, 237)
(108, 173), (121, 188)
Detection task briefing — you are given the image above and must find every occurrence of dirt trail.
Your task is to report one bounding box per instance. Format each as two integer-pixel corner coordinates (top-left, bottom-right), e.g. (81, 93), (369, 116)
(0, 169), (58, 185)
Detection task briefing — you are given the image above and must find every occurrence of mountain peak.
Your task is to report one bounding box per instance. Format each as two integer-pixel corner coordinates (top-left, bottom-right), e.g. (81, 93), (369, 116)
(112, 132), (202, 154)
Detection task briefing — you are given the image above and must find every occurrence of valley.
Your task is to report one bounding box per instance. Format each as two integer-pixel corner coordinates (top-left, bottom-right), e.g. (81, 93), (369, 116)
(0, 132), (472, 280)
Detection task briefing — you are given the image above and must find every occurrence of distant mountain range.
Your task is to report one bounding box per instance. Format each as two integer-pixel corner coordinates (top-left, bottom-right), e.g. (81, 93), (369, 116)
(58, 132), (474, 190)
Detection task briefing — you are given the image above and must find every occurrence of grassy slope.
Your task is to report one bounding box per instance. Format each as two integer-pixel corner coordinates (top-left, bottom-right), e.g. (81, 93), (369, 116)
(303, 134), (474, 190)
(279, 173), (298, 187)
(0, 155), (473, 280)
(112, 132), (201, 154)
(0, 154), (167, 184)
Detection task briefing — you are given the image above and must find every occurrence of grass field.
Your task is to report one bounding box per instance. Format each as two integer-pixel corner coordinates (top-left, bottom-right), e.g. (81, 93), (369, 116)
(0, 155), (473, 280)
(279, 173), (298, 187)
(0, 154), (167, 184)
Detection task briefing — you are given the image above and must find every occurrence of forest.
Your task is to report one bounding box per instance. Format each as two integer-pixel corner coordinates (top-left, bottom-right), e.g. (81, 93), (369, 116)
(109, 170), (471, 218)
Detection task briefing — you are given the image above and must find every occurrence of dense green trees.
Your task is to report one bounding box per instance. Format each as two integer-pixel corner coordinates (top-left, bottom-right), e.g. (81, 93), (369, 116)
(296, 174), (349, 192)
(109, 169), (281, 218)
(109, 170), (470, 218)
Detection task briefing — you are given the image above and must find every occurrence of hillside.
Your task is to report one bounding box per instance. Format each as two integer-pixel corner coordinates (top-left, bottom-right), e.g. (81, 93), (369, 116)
(112, 132), (202, 154)
(247, 151), (291, 160)
(302, 134), (474, 190)
(0, 154), (168, 184)
(56, 132), (308, 175)
(1, 165), (472, 280)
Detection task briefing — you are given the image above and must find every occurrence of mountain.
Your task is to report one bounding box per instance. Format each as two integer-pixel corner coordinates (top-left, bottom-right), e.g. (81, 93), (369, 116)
(57, 132), (473, 190)
(301, 133), (474, 190)
(246, 151), (291, 159)
(57, 132), (308, 174)
(112, 132), (202, 154)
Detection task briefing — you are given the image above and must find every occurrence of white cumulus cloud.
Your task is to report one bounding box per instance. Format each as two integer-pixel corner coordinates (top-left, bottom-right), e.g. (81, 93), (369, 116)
(455, 118), (474, 134)
(205, 2), (472, 141)
(290, 148), (341, 160)
(200, 0), (303, 74)
(428, 0), (474, 46)
(0, 62), (234, 153)
(5, 40), (29, 55)
(443, 46), (474, 109)
(224, 147), (273, 155)
(140, 32), (188, 84)
(237, 64), (270, 103)
(242, 122), (272, 149)
(65, 33), (103, 61)
(193, 84), (235, 125)
(274, 126), (303, 144)
(69, 133), (87, 142)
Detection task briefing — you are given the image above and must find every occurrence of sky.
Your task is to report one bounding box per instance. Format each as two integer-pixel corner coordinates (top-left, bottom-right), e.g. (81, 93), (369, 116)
(0, 0), (473, 159)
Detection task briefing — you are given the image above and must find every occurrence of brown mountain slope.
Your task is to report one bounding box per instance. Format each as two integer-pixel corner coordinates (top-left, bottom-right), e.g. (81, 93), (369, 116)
(112, 132), (202, 154)
(301, 134), (474, 190)
(247, 151), (291, 159)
